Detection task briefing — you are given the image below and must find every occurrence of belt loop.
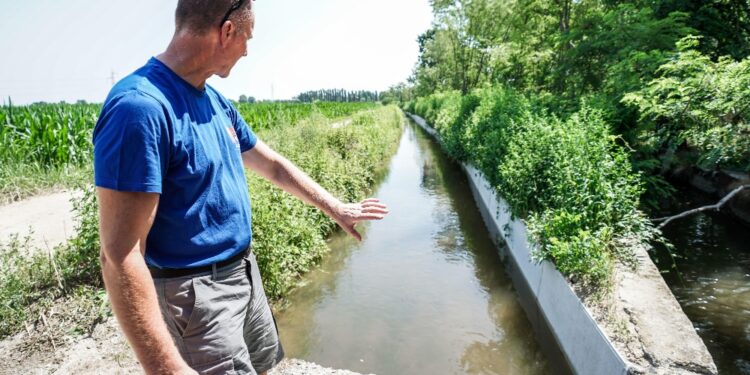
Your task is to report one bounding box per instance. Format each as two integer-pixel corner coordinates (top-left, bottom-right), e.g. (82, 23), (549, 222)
(211, 263), (217, 280)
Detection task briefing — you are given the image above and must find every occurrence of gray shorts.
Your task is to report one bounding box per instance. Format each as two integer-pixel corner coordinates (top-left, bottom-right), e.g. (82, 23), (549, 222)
(153, 251), (284, 374)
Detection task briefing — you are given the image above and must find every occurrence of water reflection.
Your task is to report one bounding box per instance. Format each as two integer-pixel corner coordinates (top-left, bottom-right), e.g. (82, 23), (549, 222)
(275, 121), (550, 374)
(656, 185), (750, 375)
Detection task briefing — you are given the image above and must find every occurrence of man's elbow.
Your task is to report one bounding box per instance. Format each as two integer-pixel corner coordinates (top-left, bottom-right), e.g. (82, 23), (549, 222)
(99, 244), (141, 277)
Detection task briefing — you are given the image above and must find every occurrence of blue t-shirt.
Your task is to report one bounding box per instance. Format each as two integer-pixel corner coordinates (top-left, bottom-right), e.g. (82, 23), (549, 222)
(93, 57), (258, 269)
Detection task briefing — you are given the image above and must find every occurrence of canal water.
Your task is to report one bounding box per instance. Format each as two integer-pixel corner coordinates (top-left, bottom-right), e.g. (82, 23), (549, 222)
(655, 185), (750, 375)
(275, 120), (552, 374)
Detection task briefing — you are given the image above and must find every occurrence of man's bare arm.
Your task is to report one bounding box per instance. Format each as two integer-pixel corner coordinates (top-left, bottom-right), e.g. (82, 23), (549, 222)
(97, 188), (196, 375)
(242, 140), (389, 240)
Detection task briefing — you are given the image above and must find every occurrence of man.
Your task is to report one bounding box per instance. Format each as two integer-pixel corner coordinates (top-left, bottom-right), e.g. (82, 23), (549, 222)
(93, 1), (389, 374)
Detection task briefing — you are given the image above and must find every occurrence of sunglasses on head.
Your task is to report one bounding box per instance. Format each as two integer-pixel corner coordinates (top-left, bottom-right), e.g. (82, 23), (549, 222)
(219, 0), (247, 27)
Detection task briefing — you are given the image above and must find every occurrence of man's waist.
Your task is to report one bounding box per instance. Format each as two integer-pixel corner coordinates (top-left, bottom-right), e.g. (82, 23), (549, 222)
(147, 247), (250, 279)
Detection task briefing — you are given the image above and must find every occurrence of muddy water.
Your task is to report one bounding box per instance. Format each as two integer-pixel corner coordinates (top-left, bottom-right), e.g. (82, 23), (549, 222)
(275, 122), (551, 374)
(655, 185), (750, 375)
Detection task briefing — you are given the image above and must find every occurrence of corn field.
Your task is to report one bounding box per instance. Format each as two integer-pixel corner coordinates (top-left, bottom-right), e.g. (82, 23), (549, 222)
(0, 101), (379, 168)
(0, 103), (99, 167)
(236, 101), (377, 130)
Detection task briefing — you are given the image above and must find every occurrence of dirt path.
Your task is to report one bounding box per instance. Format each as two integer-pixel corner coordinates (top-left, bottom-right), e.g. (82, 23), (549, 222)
(0, 315), (369, 375)
(0, 190), (81, 252)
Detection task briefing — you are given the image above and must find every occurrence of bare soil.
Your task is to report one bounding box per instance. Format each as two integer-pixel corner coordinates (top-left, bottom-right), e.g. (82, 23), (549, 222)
(0, 190), (80, 252)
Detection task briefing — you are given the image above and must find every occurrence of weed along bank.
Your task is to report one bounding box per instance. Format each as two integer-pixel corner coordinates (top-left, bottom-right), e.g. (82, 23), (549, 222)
(407, 107), (717, 375)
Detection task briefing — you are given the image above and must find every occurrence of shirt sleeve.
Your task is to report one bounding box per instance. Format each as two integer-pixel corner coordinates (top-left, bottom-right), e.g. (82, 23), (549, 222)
(93, 92), (170, 193)
(229, 103), (258, 153)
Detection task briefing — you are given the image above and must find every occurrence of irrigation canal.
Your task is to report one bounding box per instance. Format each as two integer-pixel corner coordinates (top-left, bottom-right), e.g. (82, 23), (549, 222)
(275, 119), (555, 374)
(656, 185), (750, 375)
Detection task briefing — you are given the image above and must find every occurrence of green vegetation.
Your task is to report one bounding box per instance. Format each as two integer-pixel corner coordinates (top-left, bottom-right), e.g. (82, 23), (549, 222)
(0, 103), (98, 203)
(0, 183), (103, 339)
(250, 106), (402, 298)
(408, 89), (657, 286)
(0, 101), (378, 203)
(294, 88), (380, 103)
(623, 36), (750, 173)
(391, 0), (750, 207)
(0, 103), (401, 339)
(235, 101), (378, 131)
(394, 0), (750, 288)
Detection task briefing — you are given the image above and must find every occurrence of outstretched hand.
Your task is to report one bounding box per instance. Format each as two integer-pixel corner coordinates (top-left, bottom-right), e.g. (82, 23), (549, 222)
(332, 198), (389, 241)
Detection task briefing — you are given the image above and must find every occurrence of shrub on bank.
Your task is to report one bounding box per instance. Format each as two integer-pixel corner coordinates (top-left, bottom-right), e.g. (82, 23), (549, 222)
(408, 87), (656, 287)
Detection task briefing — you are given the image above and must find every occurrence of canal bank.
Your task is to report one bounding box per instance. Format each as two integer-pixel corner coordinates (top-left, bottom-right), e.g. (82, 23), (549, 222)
(408, 113), (717, 375)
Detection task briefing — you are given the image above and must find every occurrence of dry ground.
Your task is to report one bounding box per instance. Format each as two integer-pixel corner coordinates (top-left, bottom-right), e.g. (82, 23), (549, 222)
(0, 190), (80, 252)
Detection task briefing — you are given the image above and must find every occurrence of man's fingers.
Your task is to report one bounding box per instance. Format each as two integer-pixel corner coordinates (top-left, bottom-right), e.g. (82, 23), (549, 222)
(356, 213), (386, 221)
(362, 206), (389, 215)
(361, 202), (388, 209)
(361, 198), (381, 204)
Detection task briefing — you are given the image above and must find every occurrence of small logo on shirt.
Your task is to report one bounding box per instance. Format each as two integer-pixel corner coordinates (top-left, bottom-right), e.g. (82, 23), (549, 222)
(226, 127), (240, 149)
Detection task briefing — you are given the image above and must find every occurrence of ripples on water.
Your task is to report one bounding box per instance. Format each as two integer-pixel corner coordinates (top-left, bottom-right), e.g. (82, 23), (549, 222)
(656, 185), (750, 375)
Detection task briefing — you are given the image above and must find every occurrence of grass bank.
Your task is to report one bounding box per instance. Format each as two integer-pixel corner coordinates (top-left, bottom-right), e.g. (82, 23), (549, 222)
(405, 88), (660, 290)
(0, 104), (402, 342)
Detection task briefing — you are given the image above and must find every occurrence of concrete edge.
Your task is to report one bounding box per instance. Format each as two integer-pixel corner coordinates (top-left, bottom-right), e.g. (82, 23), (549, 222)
(407, 113), (718, 375)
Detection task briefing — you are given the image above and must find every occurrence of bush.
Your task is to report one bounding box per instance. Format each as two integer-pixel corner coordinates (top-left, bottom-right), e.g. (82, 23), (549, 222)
(498, 108), (645, 285)
(432, 91), (480, 161)
(623, 36), (750, 172)
(410, 87), (655, 286)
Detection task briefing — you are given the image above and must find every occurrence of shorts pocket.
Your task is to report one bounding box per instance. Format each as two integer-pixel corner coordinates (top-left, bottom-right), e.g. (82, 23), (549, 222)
(181, 278), (203, 338)
(161, 277), (204, 338)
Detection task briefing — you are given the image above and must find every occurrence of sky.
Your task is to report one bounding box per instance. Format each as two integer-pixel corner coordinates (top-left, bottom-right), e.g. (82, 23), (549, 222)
(0, 0), (434, 105)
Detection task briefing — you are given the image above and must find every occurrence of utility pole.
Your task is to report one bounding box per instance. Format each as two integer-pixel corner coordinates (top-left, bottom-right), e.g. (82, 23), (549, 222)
(271, 83), (275, 101)
(109, 70), (116, 86)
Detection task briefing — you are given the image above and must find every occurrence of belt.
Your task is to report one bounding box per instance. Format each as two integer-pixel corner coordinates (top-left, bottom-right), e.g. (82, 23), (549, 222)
(148, 249), (249, 279)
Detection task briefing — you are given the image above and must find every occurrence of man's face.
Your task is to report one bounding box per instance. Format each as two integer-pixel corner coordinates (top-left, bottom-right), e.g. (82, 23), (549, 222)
(217, 10), (254, 78)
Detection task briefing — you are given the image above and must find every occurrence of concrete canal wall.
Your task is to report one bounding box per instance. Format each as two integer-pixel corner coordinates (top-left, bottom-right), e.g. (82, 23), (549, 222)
(408, 113), (718, 375)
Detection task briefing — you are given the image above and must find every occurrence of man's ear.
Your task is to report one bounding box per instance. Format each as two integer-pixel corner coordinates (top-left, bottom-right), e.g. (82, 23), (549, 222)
(219, 21), (235, 47)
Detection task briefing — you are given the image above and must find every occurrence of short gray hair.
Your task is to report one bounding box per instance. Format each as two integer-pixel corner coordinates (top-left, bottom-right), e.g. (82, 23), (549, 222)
(175, 0), (253, 34)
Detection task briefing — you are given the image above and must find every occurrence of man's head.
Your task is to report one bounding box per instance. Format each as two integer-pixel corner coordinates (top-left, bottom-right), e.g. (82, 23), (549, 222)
(174, 0), (254, 78)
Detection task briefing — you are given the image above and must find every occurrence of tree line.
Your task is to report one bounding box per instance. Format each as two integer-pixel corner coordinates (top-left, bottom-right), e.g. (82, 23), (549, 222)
(294, 89), (380, 103)
(394, 0), (750, 206)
